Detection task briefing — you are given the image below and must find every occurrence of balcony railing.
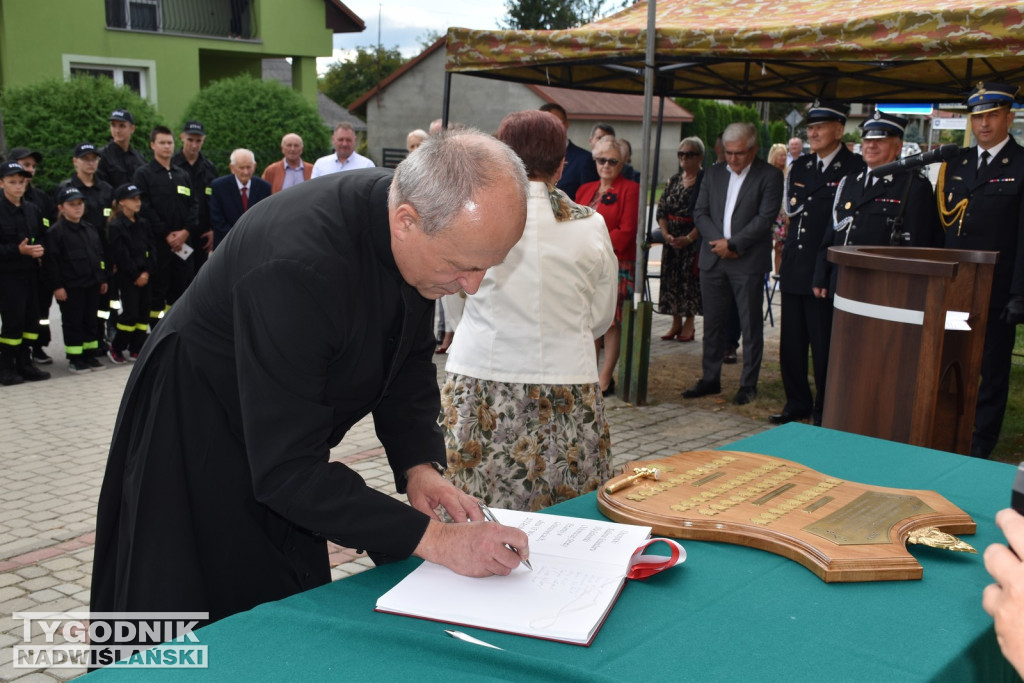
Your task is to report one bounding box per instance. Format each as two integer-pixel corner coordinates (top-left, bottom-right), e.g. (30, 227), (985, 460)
(105, 0), (258, 40)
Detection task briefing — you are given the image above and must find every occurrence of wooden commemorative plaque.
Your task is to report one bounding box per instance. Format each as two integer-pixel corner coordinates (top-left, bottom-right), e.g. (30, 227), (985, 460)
(597, 451), (976, 582)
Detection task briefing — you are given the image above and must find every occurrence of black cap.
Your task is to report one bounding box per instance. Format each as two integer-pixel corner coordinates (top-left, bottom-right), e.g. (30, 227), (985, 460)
(114, 183), (143, 201)
(7, 147), (42, 164)
(0, 161), (32, 178)
(181, 120), (206, 136)
(73, 142), (99, 158)
(109, 109), (135, 124)
(860, 110), (908, 139)
(56, 186), (86, 204)
(967, 81), (1020, 115)
(806, 99), (850, 125)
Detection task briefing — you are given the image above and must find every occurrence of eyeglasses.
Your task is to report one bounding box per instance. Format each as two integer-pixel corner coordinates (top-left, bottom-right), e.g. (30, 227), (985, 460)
(595, 157), (620, 166)
(677, 151), (700, 158)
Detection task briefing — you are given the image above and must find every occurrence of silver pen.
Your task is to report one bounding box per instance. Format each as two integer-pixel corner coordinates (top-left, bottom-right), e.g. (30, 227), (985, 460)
(477, 501), (533, 571)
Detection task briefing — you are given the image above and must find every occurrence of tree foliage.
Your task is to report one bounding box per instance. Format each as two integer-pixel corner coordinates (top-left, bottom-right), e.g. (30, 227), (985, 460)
(677, 98), (764, 166)
(501, 0), (610, 30)
(318, 45), (407, 109)
(180, 75), (330, 176)
(0, 76), (164, 192)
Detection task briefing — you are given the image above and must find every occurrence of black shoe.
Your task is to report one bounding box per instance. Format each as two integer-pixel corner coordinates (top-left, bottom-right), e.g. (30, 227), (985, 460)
(84, 355), (106, 370)
(769, 410), (811, 425)
(682, 379), (721, 398)
(18, 363), (50, 382)
(601, 379), (616, 397)
(732, 386), (757, 405)
(31, 347), (53, 364)
(0, 367), (24, 385)
(723, 348), (738, 364)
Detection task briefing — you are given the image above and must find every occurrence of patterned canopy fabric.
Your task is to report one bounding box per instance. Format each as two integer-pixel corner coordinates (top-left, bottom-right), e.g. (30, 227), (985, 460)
(446, 0), (1024, 102)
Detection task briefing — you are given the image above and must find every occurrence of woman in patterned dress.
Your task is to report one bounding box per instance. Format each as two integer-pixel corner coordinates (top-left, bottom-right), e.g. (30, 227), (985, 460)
(441, 110), (618, 511)
(656, 137), (705, 341)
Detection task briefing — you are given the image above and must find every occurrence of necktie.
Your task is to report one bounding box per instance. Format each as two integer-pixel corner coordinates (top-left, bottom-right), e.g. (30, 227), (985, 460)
(980, 150), (991, 168)
(817, 160), (825, 175)
(241, 186), (248, 211)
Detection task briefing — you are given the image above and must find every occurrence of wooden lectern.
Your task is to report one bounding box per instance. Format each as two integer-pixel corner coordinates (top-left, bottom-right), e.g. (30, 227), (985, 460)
(823, 246), (997, 455)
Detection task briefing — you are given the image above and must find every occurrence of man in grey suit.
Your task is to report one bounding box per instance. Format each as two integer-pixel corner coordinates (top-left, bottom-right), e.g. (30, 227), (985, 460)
(683, 122), (783, 405)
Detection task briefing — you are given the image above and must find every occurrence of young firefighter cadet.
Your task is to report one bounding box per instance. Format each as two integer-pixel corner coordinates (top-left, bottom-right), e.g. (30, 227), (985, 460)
(44, 187), (108, 373)
(106, 183), (155, 363)
(133, 125), (199, 324)
(0, 161), (49, 384)
(59, 142), (115, 352)
(8, 146), (58, 365)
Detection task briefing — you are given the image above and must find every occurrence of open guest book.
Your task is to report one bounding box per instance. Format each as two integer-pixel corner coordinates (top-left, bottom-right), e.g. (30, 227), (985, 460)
(375, 508), (685, 646)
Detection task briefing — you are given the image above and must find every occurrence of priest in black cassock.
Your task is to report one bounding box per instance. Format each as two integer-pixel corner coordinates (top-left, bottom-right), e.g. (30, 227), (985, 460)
(90, 130), (532, 639)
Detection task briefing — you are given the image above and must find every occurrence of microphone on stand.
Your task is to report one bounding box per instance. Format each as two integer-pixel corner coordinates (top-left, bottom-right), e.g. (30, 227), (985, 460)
(869, 144), (960, 177)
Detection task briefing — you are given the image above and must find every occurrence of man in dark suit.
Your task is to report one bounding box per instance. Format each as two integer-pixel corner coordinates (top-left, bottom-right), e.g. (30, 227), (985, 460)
(939, 81), (1024, 458)
(539, 103), (599, 199)
(774, 101), (864, 426)
(684, 122), (783, 405)
(210, 148), (271, 248)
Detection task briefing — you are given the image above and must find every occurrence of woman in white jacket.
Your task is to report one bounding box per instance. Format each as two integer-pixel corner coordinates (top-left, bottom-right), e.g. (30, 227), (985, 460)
(441, 109), (618, 511)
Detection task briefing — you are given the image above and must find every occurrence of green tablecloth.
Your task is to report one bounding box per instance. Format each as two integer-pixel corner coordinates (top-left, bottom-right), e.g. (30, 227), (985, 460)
(87, 424), (1019, 681)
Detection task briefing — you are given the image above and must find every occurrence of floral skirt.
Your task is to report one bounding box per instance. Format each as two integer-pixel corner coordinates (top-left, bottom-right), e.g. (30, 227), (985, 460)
(440, 373), (613, 512)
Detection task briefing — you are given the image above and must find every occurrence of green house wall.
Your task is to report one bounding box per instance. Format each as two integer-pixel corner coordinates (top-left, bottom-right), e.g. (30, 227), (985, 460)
(0, 0), (339, 125)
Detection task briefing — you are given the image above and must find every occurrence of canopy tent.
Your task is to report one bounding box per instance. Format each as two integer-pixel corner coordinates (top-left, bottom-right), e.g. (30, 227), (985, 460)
(446, 0), (1024, 103)
(443, 0), (1024, 403)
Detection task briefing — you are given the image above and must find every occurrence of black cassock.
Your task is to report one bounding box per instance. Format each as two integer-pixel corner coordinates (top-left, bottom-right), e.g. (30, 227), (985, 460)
(91, 168), (445, 624)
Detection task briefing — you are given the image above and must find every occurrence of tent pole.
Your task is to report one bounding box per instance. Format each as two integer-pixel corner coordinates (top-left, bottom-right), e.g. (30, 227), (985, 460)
(442, 71), (452, 128)
(624, 0), (657, 406)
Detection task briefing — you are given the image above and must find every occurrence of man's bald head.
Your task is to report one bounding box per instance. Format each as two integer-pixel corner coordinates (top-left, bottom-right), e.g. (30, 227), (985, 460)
(281, 133), (303, 164)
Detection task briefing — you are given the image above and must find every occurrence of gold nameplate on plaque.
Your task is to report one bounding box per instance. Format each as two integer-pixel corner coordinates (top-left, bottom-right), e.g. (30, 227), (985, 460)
(597, 451), (976, 582)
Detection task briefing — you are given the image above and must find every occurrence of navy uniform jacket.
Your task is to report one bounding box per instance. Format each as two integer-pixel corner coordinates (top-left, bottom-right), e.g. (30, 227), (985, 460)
(780, 147), (865, 294)
(97, 141), (146, 189)
(940, 137), (1024, 310)
(0, 196), (45, 274)
(814, 168), (942, 292)
(91, 168), (444, 624)
(41, 218), (107, 291)
(171, 151), (218, 236)
(132, 160), (199, 251)
(58, 175), (113, 239)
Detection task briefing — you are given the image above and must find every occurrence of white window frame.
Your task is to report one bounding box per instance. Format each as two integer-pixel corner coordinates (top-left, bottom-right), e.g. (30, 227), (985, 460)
(62, 55), (158, 108)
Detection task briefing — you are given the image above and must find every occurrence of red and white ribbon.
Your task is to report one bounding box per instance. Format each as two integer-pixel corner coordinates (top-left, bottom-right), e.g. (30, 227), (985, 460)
(626, 538), (687, 580)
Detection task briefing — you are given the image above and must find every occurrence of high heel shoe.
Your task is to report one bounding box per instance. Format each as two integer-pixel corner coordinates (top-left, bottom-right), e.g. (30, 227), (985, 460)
(660, 331), (681, 340)
(601, 379), (616, 397)
(676, 332), (695, 342)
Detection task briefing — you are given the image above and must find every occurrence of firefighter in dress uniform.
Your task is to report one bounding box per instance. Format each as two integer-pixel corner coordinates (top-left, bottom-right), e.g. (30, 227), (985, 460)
(937, 82), (1024, 458)
(813, 111), (942, 296)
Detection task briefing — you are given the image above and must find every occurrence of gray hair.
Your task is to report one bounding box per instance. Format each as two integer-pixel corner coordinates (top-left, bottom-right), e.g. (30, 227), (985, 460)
(722, 122), (758, 150)
(229, 148), (255, 166)
(592, 136), (620, 159)
(389, 128), (528, 237)
(679, 136), (705, 156)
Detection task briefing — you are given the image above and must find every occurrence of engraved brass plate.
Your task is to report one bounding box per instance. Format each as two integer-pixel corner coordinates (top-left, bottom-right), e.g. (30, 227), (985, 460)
(803, 492), (934, 545)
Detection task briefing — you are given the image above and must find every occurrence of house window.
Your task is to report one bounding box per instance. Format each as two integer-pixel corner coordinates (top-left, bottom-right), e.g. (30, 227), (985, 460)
(63, 55), (158, 107)
(70, 64), (149, 98)
(126, 0), (161, 31)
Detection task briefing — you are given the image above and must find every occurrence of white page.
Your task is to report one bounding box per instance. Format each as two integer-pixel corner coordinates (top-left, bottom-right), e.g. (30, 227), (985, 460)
(376, 510), (652, 644)
(491, 508), (651, 572)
